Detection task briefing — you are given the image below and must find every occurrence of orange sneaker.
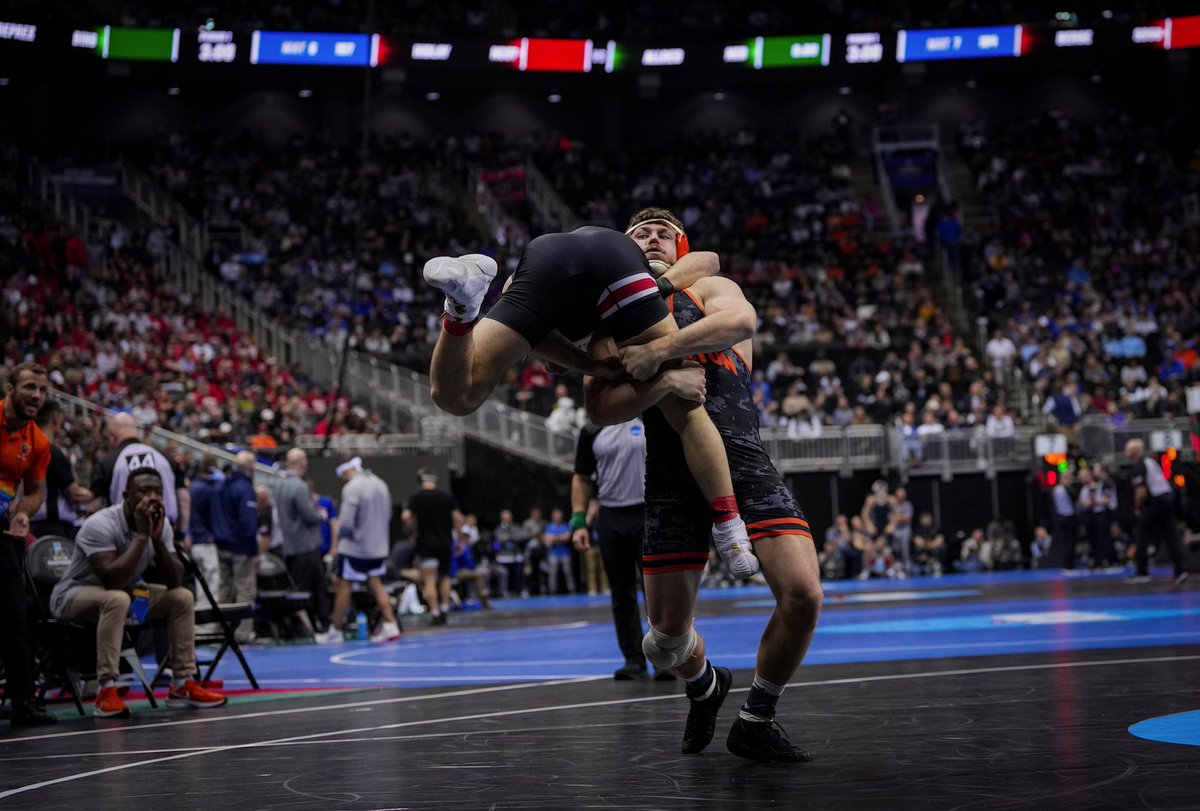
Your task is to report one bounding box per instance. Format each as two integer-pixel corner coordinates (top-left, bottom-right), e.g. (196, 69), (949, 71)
(167, 680), (228, 709)
(93, 686), (131, 718)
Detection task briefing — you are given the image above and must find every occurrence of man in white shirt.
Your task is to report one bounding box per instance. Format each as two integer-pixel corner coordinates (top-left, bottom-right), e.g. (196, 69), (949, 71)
(984, 405), (1015, 439)
(985, 329), (1017, 372)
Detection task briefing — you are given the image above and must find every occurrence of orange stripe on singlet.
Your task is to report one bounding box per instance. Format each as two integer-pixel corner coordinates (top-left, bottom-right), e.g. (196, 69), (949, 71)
(750, 529), (815, 542)
(747, 517), (810, 530)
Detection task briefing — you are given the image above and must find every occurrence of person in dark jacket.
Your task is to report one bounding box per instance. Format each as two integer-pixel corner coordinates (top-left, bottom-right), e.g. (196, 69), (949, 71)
(187, 453), (224, 626)
(212, 451), (261, 642)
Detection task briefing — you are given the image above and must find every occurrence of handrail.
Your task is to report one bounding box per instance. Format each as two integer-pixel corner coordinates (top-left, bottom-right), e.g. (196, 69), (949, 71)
(119, 162), (206, 257)
(26, 162), (90, 241)
(524, 158), (580, 231)
(48, 390), (284, 484)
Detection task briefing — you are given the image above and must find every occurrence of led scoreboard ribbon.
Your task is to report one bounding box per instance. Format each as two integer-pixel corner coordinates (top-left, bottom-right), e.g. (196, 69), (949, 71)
(250, 31), (380, 66)
(896, 26), (1024, 62)
(487, 38), (616, 72)
(724, 35), (832, 68)
(1133, 15), (1200, 50)
(13, 15), (1199, 73)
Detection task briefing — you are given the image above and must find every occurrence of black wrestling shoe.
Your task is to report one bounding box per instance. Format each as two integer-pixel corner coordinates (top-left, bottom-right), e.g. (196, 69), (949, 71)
(681, 666), (732, 754)
(726, 717), (812, 763)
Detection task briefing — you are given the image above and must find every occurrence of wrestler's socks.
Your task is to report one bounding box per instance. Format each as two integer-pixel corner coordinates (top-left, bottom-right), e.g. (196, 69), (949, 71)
(739, 674), (785, 722)
(685, 661), (717, 701)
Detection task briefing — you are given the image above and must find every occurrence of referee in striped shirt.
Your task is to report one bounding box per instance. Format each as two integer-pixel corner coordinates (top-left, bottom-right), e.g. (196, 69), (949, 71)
(572, 417), (672, 680)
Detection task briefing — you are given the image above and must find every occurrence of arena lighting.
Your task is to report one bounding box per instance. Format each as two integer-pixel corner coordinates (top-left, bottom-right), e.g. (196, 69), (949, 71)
(167, 86), (180, 95)
(547, 93), (562, 103)
(838, 85), (851, 95)
(425, 90), (439, 100)
(712, 91), (726, 100)
(298, 88), (312, 97)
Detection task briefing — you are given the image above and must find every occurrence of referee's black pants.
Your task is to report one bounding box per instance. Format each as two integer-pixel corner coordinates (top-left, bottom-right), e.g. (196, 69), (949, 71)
(287, 549), (331, 632)
(596, 505), (647, 667)
(0, 536), (33, 704)
(1053, 513), (1078, 569)
(1135, 493), (1186, 577)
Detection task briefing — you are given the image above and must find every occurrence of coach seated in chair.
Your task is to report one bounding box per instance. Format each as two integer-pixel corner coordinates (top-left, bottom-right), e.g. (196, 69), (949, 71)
(49, 467), (228, 718)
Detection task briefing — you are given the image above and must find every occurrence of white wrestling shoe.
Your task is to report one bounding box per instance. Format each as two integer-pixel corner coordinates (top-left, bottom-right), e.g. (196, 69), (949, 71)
(711, 516), (760, 580)
(423, 253), (499, 323)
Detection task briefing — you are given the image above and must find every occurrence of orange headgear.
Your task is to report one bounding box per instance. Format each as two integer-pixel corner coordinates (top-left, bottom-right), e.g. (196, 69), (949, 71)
(625, 218), (690, 260)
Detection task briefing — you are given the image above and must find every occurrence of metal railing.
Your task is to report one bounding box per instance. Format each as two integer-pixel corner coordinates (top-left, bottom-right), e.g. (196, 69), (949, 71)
(293, 433), (464, 471)
(291, 337), (577, 472)
(524, 158), (580, 231)
(473, 167), (514, 239)
(27, 162), (90, 239)
(1076, 416), (1196, 464)
(761, 425), (889, 474)
(119, 162), (206, 258)
(49, 391), (284, 486)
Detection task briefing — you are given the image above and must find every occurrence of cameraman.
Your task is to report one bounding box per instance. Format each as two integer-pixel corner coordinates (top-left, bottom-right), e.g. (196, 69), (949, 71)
(1124, 439), (1187, 585)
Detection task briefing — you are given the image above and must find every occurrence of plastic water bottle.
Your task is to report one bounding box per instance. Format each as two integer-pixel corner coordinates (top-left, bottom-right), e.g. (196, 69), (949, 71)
(129, 583), (151, 624)
(356, 610), (368, 640)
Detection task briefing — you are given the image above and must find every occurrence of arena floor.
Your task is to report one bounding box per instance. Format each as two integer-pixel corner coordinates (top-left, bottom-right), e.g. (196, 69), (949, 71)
(2, 569), (1197, 809)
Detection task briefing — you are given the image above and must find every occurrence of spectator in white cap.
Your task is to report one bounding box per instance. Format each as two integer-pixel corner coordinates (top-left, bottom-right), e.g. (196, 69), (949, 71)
(316, 457), (402, 643)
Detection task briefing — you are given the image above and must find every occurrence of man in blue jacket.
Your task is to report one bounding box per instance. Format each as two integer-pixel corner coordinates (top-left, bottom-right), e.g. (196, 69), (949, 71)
(212, 451), (261, 643)
(187, 453), (224, 632)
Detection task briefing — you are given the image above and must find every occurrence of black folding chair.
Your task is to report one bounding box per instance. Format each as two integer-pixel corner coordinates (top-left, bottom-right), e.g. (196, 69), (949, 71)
(154, 548), (258, 690)
(25, 535), (158, 713)
(255, 553), (313, 642)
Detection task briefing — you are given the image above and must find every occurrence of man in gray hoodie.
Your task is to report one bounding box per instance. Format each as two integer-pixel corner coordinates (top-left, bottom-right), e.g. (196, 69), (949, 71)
(316, 457), (401, 643)
(275, 448), (330, 633)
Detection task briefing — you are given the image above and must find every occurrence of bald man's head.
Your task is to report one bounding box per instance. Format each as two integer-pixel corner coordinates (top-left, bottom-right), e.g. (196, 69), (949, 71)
(1124, 438), (1145, 462)
(235, 450), (257, 475)
(107, 413), (139, 443)
(285, 447), (308, 473)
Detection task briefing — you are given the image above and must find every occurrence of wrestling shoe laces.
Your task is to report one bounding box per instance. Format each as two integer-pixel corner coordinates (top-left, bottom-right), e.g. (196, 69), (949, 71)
(711, 516), (760, 579)
(681, 666), (732, 754)
(423, 253), (499, 323)
(726, 717), (813, 763)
